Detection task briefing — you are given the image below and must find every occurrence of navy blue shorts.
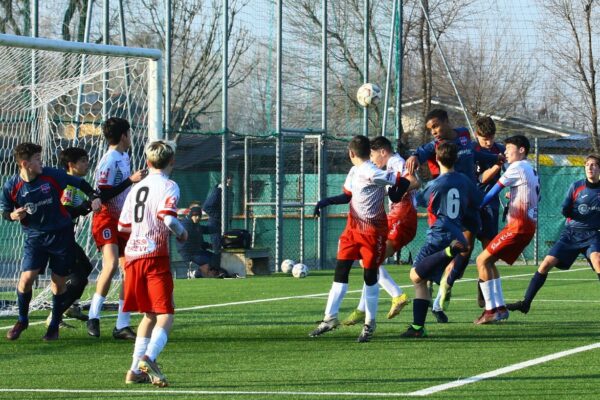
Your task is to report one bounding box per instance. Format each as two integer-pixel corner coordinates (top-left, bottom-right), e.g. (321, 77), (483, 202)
(413, 227), (466, 284)
(22, 227), (75, 277)
(478, 205), (500, 241)
(189, 251), (215, 267)
(548, 228), (600, 270)
(463, 210), (481, 235)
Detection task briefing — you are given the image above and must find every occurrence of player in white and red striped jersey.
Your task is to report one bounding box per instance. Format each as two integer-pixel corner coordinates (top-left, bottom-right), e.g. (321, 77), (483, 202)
(309, 135), (411, 343)
(343, 136), (419, 326)
(475, 135), (540, 324)
(118, 140), (187, 387)
(87, 117), (146, 339)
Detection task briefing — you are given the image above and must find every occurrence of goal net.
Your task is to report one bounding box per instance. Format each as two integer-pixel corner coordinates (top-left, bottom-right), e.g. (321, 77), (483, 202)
(0, 34), (162, 316)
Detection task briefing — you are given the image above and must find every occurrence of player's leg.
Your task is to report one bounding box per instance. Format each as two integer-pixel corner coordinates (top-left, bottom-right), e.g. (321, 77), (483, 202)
(475, 249), (506, 324)
(382, 224), (413, 319)
(506, 255), (559, 314)
(87, 243), (119, 336)
(113, 254), (136, 339)
(310, 259), (352, 337)
(7, 267), (42, 340)
(400, 268), (430, 338)
(62, 242), (93, 321)
(126, 313), (154, 384)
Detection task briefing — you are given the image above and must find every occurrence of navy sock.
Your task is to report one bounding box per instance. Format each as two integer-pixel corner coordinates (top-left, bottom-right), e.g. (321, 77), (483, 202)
(414, 249), (452, 280)
(412, 298), (430, 327)
(447, 254), (469, 286)
(50, 292), (68, 329)
(524, 271), (547, 306)
(17, 290), (32, 324)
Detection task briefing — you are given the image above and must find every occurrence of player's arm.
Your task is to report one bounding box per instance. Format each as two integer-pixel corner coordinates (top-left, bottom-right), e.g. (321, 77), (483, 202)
(475, 147), (505, 167)
(480, 182), (504, 208)
(560, 183), (576, 219)
(0, 184), (25, 222)
(372, 170), (411, 202)
(117, 192), (133, 233)
(406, 142), (435, 174)
(313, 191), (352, 217)
(480, 162), (503, 185)
(159, 183), (187, 241)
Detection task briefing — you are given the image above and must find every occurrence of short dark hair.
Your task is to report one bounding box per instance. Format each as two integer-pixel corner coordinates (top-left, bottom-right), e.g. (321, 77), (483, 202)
(348, 135), (371, 159)
(475, 116), (496, 137)
(59, 147), (89, 169)
(14, 142), (42, 164)
(370, 136), (393, 153)
(425, 109), (449, 123)
(436, 142), (458, 168)
(505, 135), (530, 156)
(586, 154), (600, 166)
(102, 117), (130, 145)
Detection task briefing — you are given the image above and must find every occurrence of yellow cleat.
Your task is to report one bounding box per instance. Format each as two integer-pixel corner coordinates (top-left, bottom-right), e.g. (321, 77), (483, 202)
(387, 293), (410, 319)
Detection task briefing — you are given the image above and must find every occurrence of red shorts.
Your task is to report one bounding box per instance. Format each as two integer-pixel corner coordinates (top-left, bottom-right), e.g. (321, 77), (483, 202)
(123, 256), (174, 314)
(92, 212), (129, 255)
(486, 226), (535, 265)
(387, 207), (417, 251)
(337, 228), (387, 269)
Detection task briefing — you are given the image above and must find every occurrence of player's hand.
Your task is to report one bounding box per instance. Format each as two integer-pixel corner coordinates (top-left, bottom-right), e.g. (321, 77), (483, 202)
(130, 169), (147, 183)
(405, 156), (419, 174)
(505, 192), (511, 199)
(177, 229), (188, 242)
(313, 200), (326, 218)
(10, 207), (26, 221)
(91, 198), (102, 212)
(497, 154), (506, 165)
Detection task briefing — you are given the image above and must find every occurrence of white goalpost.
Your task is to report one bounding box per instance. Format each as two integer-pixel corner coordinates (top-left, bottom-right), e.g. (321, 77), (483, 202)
(0, 33), (163, 316)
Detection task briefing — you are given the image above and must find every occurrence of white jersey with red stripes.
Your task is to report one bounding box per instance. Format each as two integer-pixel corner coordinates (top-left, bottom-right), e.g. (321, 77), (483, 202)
(343, 160), (399, 234)
(386, 153), (416, 212)
(499, 159), (539, 233)
(95, 148), (131, 219)
(119, 172), (180, 261)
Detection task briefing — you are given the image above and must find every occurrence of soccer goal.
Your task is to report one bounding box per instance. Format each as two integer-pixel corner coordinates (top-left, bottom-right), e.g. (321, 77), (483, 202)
(0, 33), (162, 316)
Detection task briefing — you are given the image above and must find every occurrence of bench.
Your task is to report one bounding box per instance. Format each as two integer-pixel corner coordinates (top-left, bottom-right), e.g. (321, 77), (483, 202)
(220, 248), (271, 277)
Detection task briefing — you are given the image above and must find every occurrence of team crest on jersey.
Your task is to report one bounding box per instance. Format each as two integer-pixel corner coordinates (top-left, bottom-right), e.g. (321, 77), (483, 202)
(98, 169), (110, 185)
(24, 203), (36, 214)
(578, 204), (590, 215)
(40, 183), (51, 194)
(459, 136), (468, 146)
(62, 190), (72, 204)
(165, 196), (178, 209)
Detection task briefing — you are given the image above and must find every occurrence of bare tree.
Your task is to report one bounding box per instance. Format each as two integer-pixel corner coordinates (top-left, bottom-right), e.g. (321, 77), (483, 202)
(128, 0), (254, 133)
(542, 0), (599, 151)
(0, 0), (29, 35)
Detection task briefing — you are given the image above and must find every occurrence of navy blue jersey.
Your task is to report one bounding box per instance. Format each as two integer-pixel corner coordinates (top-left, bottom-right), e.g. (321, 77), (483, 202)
(415, 171), (482, 233)
(413, 127), (499, 183)
(562, 179), (600, 230)
(1, 167), (84, 234)
(474, 141), (505, 208)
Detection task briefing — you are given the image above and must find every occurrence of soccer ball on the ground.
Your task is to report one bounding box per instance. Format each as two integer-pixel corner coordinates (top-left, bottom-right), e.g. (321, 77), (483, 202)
(356, 83), (382, 107)
(292, 263), (309, 278)
(281, 259), (295, 274)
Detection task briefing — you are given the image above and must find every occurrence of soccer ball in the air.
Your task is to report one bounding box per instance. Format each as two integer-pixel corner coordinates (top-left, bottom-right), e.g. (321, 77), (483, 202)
(281, 259), (295, 274)
(292, 263), (309, 278)
(356, 83), (382, 107)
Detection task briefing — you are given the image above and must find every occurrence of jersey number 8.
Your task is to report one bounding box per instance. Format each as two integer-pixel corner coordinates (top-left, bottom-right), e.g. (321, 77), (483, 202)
(134, 187), (149, 223)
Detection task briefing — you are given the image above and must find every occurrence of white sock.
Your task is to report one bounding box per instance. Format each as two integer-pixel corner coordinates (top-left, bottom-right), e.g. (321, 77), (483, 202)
(145, 327), (169, 362)
(479, 280), (494, 311)
(432, 290), (442, 311)
(324, 282), (348, 319)
(357, 283), (366, 312)
(378, 266), (402, 298)
(116, 300), (131, 330)
(88, 293), (105, 319)
(130, 336), (150, 373)
(364, 283), (379, 326)
(492, 278), (505, 308)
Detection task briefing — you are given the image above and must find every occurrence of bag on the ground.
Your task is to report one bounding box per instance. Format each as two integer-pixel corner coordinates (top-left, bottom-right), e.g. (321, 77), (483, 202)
(221, 229), (251, 249)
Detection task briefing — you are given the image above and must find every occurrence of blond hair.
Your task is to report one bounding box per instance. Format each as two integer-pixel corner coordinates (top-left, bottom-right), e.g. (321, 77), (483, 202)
(145, 140), (176, 169)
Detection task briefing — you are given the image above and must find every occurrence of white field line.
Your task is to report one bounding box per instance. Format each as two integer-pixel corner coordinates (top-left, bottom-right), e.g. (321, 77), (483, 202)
(407, 342), (600, 396)
(0, 267), (590, 331)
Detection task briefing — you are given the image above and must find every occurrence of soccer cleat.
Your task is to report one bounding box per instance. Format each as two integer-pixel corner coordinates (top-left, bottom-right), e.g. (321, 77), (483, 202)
(87, 318), (100, 337)
(42, 326), (59, 341)
(506, 300), (530, 314)
(357, 323), (375, 343)
(309, 317), (340, 337)
(125, 370), (151, 384)
(64, 305), (89, 321)
(400, 324), (427, 338)
(342, 309), (366, 326)
(474, 310), (497, 325)
(6, 321), (28, 340)
(432, 309), (449, 323)
(138, 355), (169, 387)
(113, 326), (136, 340)
(438, 274), (452, 311)
(387, 293), (410, 319)
(495, 307), (509, 322)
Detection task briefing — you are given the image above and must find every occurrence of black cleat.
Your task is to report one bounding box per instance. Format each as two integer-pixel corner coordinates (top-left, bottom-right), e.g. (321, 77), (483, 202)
(432, 310), (449, 323)
(400, 325), (428, 338)
(42, 326), (59, 341)
(357, 323), (375, 343)
(87, 318), (100, 337)
(506, 300), (530, 314)
(113, 326), (136, 340)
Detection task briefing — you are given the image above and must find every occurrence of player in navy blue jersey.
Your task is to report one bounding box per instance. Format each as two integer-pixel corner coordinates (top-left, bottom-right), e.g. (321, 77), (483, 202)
(507, 154), (600, 315)
(1, 143), (100, 341)
(401, 142), (482, 338)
